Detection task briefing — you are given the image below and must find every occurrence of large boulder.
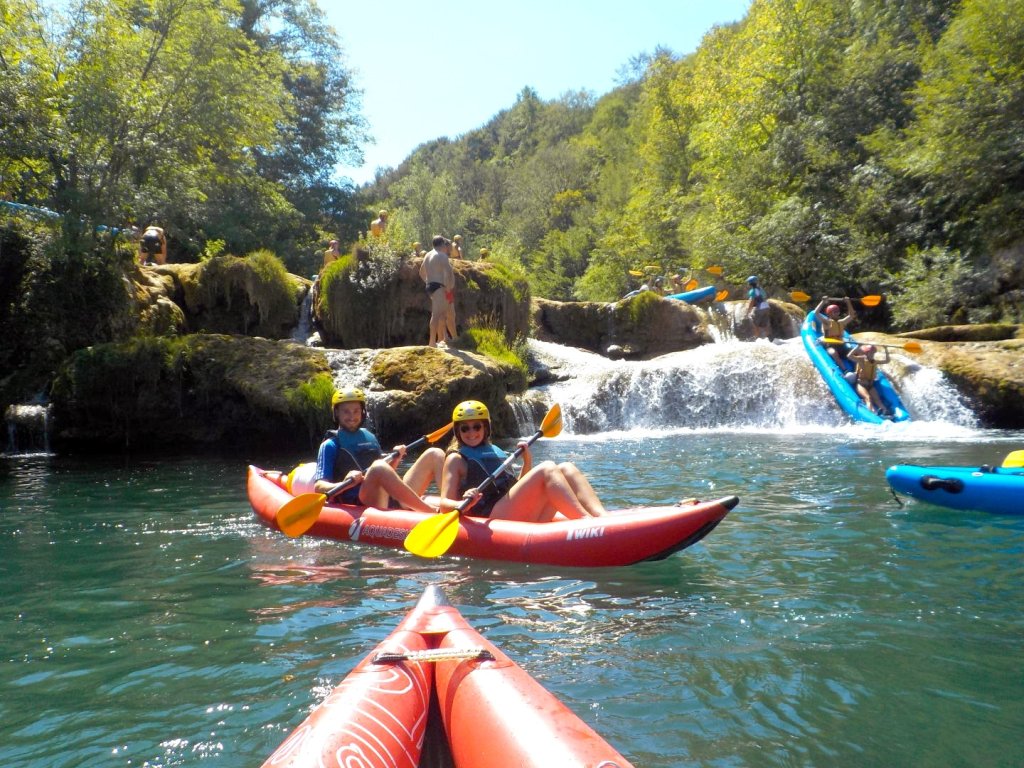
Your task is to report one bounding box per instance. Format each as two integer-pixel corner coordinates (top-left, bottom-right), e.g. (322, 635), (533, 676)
(318, 256), (530, 349)
(146, 254), (306, 338)
(532, 292), (713, 358)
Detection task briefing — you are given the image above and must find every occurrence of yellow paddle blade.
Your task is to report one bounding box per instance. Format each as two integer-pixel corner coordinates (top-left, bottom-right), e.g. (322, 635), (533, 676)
(715, 289), (730, 301)
(540, 403), (563, 438)
(628, 270), (643, 277)
(859, 295), (884, 307)
(821, 337), (851, 345)
(790, 291), (812, 303)
(276, 493), (326, 538)
(706, 265), (724, 276)
(644, 264), (660, 272)
(683, 279), (699, 291)
(1002, 450), (1024, 468)
(404, 508), (461, 558)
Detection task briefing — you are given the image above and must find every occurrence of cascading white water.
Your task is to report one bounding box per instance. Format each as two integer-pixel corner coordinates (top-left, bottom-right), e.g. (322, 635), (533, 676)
(526, 338), (978, 435)
(3, 404), (52, 455)
(290, 285), (314, 344)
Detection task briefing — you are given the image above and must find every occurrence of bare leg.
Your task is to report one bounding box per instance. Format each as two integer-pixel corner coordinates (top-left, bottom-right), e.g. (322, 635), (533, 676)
(402, 447), (444, 496)
(359, 460), (435, 513)
(490, 461), (600, 523)
(856, 383), (876, 413)
(558, 462), (608, 516)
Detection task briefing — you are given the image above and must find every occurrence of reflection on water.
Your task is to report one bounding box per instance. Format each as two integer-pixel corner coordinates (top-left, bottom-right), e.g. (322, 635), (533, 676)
(1, 430), (1023, 767)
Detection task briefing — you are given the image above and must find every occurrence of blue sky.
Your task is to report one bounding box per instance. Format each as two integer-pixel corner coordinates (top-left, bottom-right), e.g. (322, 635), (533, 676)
(328, 0), (751, 185)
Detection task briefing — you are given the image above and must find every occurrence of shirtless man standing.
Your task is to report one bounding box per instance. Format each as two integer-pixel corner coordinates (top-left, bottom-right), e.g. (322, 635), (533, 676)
(418, 236), (455, 348)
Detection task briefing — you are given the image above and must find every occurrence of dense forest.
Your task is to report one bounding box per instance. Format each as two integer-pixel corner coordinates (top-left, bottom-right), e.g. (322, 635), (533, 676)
(368, 0), (1024, 329)
(2, 0), (1023, 334)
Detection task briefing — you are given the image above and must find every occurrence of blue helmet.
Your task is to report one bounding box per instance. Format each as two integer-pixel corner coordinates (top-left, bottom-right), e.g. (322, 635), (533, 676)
(746, 275), (758, 285)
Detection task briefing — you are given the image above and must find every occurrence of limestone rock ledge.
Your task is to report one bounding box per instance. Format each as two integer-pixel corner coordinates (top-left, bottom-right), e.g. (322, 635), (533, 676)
(855, 324), (1024, 428)
(49, 336), (521, 453)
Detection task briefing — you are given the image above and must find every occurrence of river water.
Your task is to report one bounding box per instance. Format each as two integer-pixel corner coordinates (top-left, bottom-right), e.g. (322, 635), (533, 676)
(2, 340), (1023, 767)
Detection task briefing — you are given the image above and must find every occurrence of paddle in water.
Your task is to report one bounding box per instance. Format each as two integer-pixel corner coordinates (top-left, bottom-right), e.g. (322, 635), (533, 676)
(821, 337), (923, 353)
(404, 404), (564, 559)
(274, 421), (454, 538)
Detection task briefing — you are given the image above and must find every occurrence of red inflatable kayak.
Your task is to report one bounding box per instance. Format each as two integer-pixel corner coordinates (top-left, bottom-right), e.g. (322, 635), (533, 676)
(261, 585), (634, 767)
(248, 465), (736, 567)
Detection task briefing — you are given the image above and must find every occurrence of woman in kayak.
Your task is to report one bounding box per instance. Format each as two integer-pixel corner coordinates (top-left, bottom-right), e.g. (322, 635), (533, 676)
(440, 400), (608, 522)
(847, 344), (892, 416)
(313, 388), (442, 512)
(814, 296), (856, 364)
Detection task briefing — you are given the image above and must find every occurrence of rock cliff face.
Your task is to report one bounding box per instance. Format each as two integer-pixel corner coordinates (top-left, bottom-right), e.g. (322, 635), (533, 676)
(318, 258), (530, 349)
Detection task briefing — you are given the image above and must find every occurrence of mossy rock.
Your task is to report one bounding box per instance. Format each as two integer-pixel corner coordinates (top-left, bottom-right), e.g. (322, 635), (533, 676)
(320, 255), (530, 349)
(367, 346), (519, 441)
(151, 253), (304, 338)
(50, 334), (331, 451)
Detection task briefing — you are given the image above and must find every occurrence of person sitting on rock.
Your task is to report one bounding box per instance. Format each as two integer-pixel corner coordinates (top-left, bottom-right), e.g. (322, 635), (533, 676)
(313, 388), (442, 510)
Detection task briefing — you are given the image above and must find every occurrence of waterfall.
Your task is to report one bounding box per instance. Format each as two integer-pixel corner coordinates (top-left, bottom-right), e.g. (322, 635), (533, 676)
(4, 404), (52, 456)
(524, 338), (977, 435)
(290, 285), (315, 344)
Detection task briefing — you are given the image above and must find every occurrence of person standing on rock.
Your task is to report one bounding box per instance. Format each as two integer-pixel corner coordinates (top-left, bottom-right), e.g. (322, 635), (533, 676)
(419, 236), (455, 349)
(744, 275), (771, 340)
(139, 224), (167, 265)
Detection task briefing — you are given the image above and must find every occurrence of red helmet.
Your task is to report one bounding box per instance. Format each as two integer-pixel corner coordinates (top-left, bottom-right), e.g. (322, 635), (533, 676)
(826, 304), (840, 316)
(860, 344), (875, 354)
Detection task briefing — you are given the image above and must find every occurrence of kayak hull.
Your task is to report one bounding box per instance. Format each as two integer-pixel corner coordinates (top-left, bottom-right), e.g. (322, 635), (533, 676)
(885, 463), (1024, 514)
(248, 465), (735, 567)
(800, 312), (910, 424)
(260, 585), (635, 768)
(666, 285), (716, 303)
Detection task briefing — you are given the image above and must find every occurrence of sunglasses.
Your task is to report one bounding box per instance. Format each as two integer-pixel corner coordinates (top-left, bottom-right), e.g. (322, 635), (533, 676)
(458, 422), (485, 434)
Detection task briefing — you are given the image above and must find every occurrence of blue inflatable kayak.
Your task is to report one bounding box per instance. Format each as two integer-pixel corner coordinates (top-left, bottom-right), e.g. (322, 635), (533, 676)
(886, 463), (1024, 514)
(800, 312), (910, 424)
(666, 285), (716, 304)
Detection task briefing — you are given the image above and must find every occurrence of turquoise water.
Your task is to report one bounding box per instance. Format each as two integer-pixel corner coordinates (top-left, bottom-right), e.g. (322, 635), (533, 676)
(2, 427), (1023, 767)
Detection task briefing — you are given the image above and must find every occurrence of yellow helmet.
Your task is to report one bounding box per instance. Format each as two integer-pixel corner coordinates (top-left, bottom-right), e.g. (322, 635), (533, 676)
(332, 387), (366, 407)
(453, 234), (462, 241)
(452, 400), (490, 423)
(378, 209), (388, 217)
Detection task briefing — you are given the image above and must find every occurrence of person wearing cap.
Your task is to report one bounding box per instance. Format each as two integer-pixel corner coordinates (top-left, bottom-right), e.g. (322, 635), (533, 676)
(478, 247), (489, 260)
(438, 400), (608, 522)
(369, 209), (388, 237)
(744, 275), (771, 340)
(814, 296), (856, 363)
(847, 345), (892, 416)
(312, 388), (442, 511)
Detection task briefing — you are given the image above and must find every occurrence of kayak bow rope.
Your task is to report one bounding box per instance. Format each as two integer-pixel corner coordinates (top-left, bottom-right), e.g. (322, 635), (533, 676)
(274, 421), (454, 538)
(404, 404), (564, 559)
(821, 337), (923, 353)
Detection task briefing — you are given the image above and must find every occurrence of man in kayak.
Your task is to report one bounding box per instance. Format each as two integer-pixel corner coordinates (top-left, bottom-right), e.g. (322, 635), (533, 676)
(744, 276), (771, 339)
(814, 296), (856, 364)
(847, 344), (892, 416)
(313, 388), (442, 511)
(439, 400), (608, 522)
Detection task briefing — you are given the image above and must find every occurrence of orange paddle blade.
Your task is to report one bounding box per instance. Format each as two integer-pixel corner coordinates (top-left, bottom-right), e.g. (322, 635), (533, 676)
(715, 289), (729, 301)
(275, 493), (325, 538)
(684, 279), (699, 291)
(859, 295), (883, 307)
(706, 265), (724, 276)
(790, 291), (812, 303)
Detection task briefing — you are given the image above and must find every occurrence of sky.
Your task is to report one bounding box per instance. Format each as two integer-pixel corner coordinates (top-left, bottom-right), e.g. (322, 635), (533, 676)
(327, 0), (752, 185)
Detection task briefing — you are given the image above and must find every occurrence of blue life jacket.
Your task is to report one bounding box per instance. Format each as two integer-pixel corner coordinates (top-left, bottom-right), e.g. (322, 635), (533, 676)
(315, 428), (382, 505)
(454, 443), (516, 518)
